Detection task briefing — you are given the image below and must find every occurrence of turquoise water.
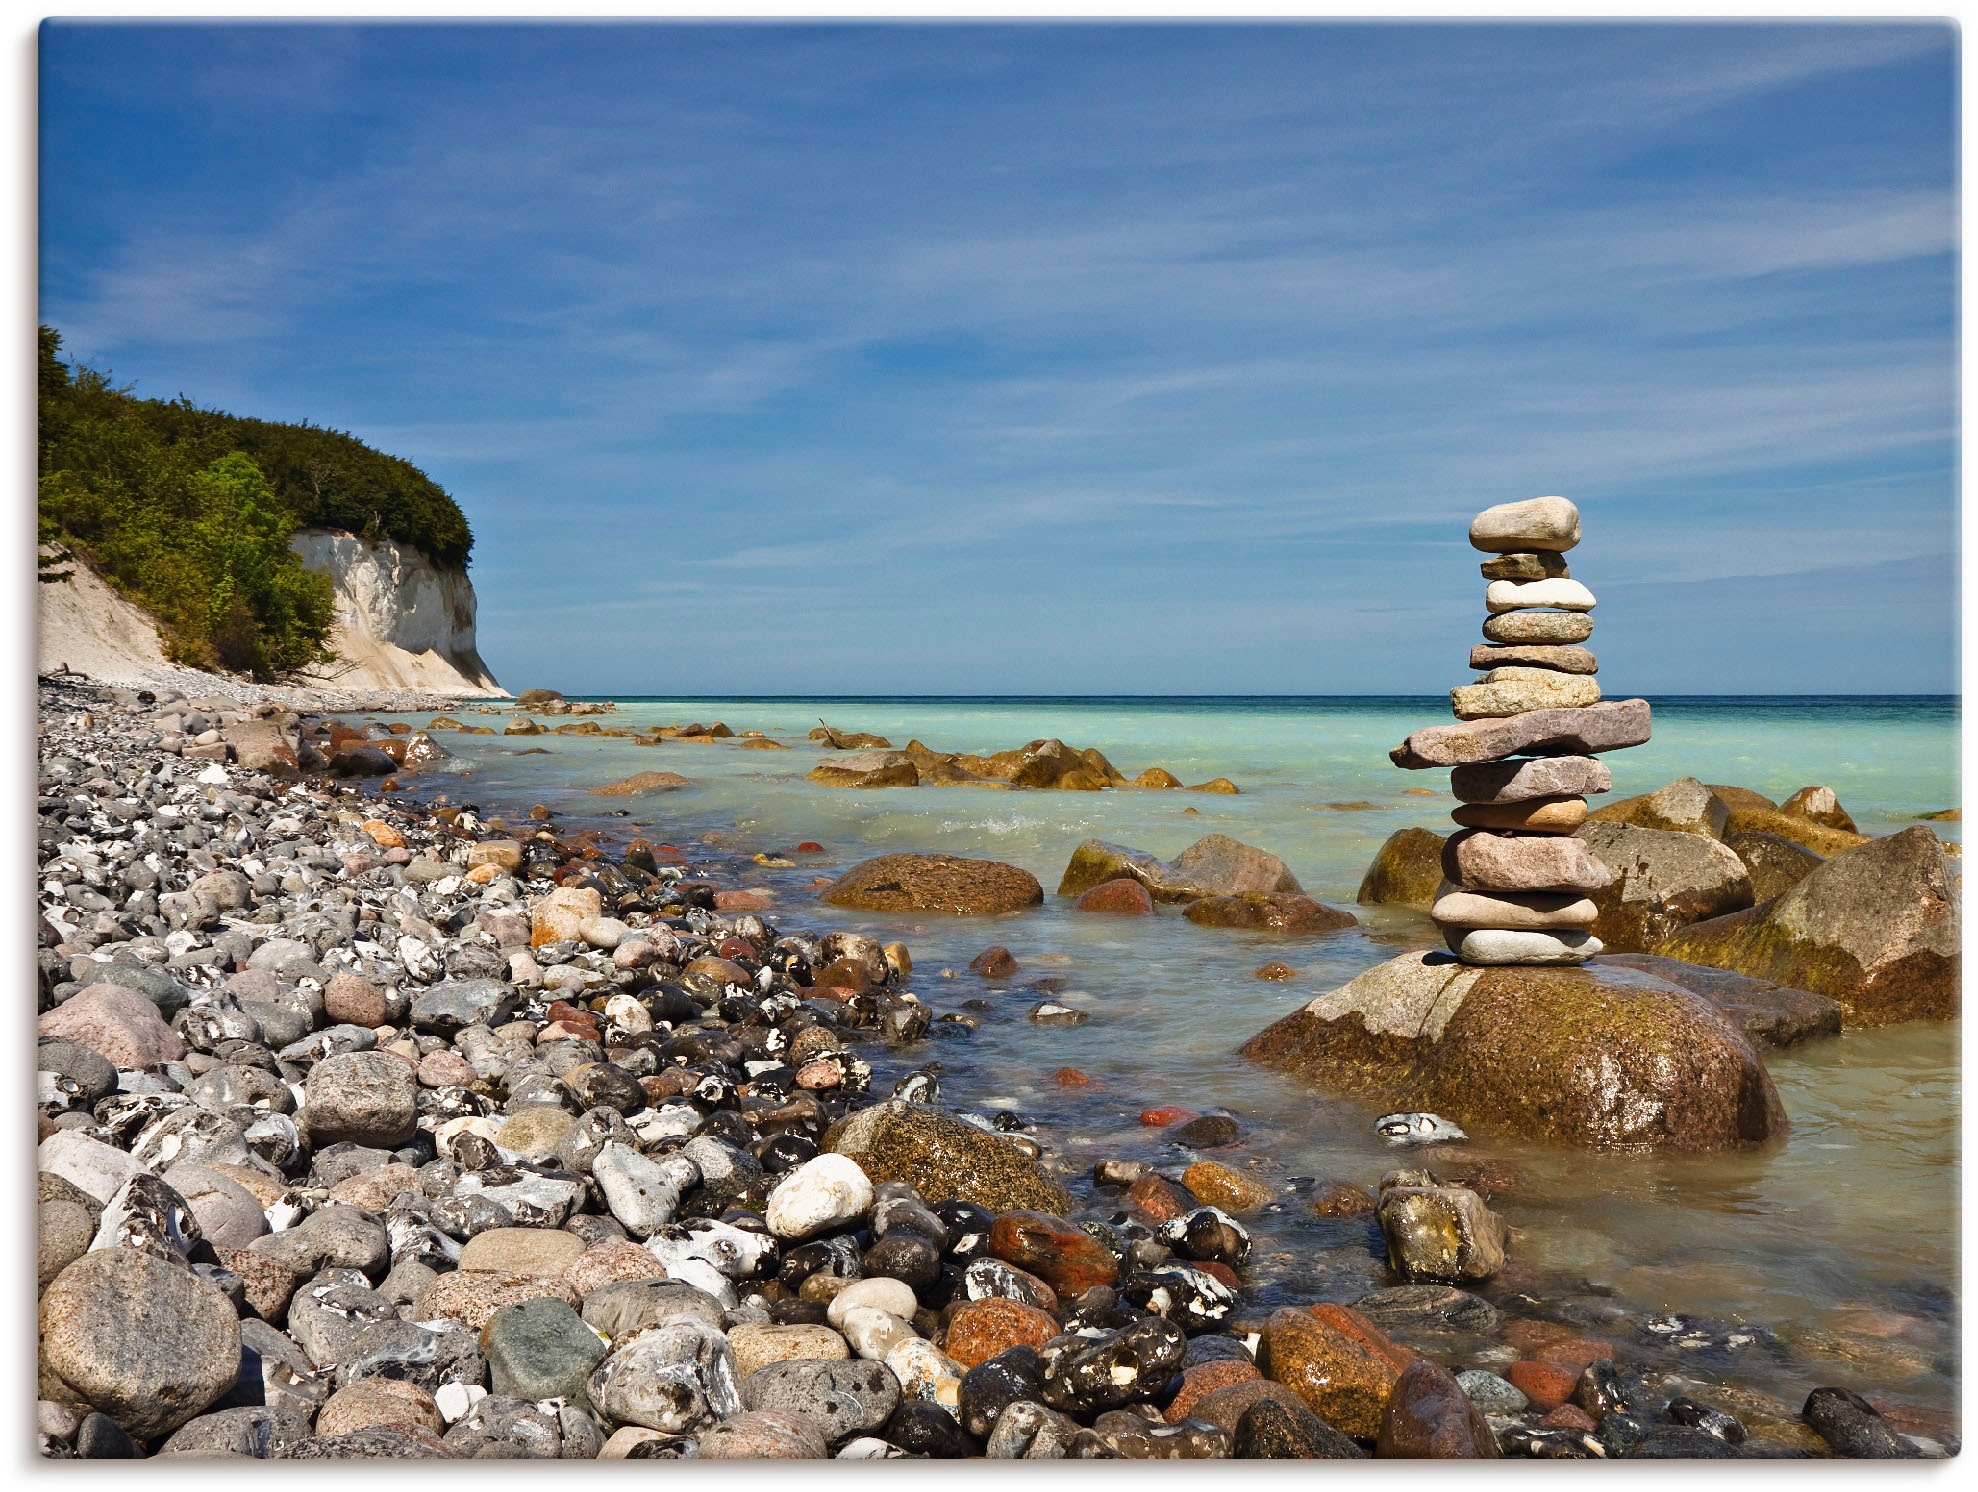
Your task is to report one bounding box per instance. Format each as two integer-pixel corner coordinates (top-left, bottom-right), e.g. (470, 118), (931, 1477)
(382, 694), (1960, 1426)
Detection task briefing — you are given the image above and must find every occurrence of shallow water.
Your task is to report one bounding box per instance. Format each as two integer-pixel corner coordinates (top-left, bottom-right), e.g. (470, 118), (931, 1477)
(383, 694), (1960, 1426)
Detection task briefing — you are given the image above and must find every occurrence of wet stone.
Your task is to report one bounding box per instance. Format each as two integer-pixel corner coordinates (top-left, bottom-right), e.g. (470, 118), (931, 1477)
(1232, 1395), (1366, 1458)
(1094, 1406), (1231, 1458)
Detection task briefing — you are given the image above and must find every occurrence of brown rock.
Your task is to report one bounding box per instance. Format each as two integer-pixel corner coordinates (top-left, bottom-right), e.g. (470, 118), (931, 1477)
(1656, 826), (1958, 1026)
(1255, 962), (1298, 981)
(821, 854), (1043, 915)
(1450, 795), (1587, 833)
(942, 1297), (1060, 1367)
(826, 1101), (1076, 1214)
(986, 1211), (1120, 1294)
(38, 985), (186, 1069)
(1181, 1161), (1273, 1214)
(417, 1271), (578, 1331)
(1189, 777), (1240, 794)
(1479, 550), (1571, 581)
(1467, 643), (1596, 674)
(1241, 951), (1787, 1151)
(1312, 1182), (1377, 1217)
(1721, 804), (1867, 858)
(1589, 953), (1842, 1048)
(457, 1228), (588, 1277)
(806, 751), (919, 788)
(1185, 1379), (1321, 1438)
(1073, 878), (1155, 915)
(1059, 834), (1302, 904)
(1392, 699), (1650, 769)
(324, 973), (388, 1029)
(464, 839), (523, 872)
(1124, 1174), (1193, 1223)
(969, 946), (1018, 978)
(566, 1240), (667, 1296)
(1165, 1358), (1263, 1423)
(1573, 821), (1754, 951)
(1780, 785), (1859, 833)
(1480, 610), (1593, 645)
(1585, 776), (1730, 838)
(1705, 784), (1779, 814)
(1507, 1359), (1577, 1410)
(1260, 1304), (1411, 1439)
(589, 771), (689, 796)
(1725, 832), (1826, 903)
(1184, 894), (1356, 933)
(1376, 1358), (1499, 1457)
(1442, 829), (1614, 893)
(1355, 827), (1447, 910)
(316, 1379), (443, 1438)
(1132, 767), (1183, 788)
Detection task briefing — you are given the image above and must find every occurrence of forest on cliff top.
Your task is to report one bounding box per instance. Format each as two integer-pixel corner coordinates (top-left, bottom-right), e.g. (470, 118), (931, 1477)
(37, 327), (473, 679)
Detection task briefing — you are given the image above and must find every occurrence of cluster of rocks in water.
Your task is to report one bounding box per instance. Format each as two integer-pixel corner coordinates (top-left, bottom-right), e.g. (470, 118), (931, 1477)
(805, 733), (1238, 795)
(33, 674), (1954, 1460)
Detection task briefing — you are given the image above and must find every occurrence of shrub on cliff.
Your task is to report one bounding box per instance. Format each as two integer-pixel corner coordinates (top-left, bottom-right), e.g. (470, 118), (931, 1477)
(38, 325), (472, 678)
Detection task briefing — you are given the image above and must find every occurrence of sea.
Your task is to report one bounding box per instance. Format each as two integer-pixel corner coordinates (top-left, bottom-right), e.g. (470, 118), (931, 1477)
(385, 694), (1961, 1426)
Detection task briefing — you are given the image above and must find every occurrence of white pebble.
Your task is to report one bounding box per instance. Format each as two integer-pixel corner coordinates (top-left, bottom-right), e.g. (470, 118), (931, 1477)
(764, 1153), (873, 1240)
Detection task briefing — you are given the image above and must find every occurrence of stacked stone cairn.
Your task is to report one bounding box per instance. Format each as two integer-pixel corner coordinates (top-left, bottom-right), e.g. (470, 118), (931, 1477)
(1388, 495), (1653, 967)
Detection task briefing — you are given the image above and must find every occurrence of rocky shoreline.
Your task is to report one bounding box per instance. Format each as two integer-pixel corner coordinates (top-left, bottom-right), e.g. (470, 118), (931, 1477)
(34, 677), (1957, 1460)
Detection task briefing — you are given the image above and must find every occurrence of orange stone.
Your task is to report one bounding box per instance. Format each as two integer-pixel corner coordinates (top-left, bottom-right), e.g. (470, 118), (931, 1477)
(1051, 1067), (1093, 1087)
(1163, 1358), (1261, 1423)
(1123, 1174), (1191, 1224)
(1542, 1404), (1597, 1432)
(1506, 1359), (1577, 1410)
(1534, 1337), (1616, 1375)
(362, 819), (406, 849)
(942, 1297), (1060, 1368)
(1139, 1105), (1197, 1126)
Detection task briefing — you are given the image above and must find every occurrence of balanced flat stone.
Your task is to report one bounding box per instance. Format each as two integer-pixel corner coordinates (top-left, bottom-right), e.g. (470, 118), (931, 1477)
(1469, 496), (1580, 554)
(1450, 668), (1600, 720)
(1450, 756), (1611, 804)
(1484, 578), (1595, 614)
(1450, 795), (1587, 833)
(1482, 610), (1592, 644)
(1448, 928), (1602, 965)
(1479, 551), (1570, 582)
(1391, 699), (1651, 769)
(1467, 643), (1595, 675)
(1443, 829), (1614, 894)
(1431, 886), (1598, 930)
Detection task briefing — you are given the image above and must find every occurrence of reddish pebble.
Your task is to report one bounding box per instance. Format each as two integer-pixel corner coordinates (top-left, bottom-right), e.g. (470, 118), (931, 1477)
(796, 842), (824, 853)
(941, 1297), (1060, 1368)
(1072, 878), (1154, 915)
(1051, 1067), (1093, 1087)
(795, 1059), (842, 1090)
(714, 890), (772, 911)
(715, 937), (757, 963)
(1534, 1337), (1616, 1375)
(1139, 1105), (1198, 1126)
(1506, 1359), (1578, 1410)
(1312, 1181), (1377, 1217)
(1163, 1358), (1261, 1423)
(1197, 1260), (1240, 1289)
(1123, 1174), (1191, 1223)
(986, 1210), (1120, 1295)
(540, 1020), (599, 1044)
(1542, 1405), (1597, 1432)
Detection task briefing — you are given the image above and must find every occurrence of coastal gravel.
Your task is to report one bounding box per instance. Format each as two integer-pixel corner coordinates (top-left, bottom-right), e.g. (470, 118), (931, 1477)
(32, 675), (1954, 1460)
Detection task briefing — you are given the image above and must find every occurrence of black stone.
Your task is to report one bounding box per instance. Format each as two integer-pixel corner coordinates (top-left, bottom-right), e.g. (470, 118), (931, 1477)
(1802, 1386), (1924, 1459)
(1040, 1316), (1186, 1415)
(76, 1413), (140, 1459)
(882, 1401), (978, 1458)
(959, 1346), (1045, 1439)
(1232, 1397), (1365, 1459)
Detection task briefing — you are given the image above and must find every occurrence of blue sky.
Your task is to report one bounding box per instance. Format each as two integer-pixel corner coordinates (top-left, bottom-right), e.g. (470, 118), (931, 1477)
(39, 21), (1958, 695)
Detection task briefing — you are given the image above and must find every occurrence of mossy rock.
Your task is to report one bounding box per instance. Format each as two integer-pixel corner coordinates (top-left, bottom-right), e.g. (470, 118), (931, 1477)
(1655, 826), (1958, 1026)
(1355, 827), (1446, 910)
(1241, 951), (1786, 1150)
(1720, 804), (1867, 858)
(821, 853), (1043, 915)
(826, 1100), (1074, 1214)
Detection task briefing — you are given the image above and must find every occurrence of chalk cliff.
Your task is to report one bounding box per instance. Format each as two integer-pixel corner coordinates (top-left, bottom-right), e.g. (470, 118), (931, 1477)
(289, 529), (505, 696)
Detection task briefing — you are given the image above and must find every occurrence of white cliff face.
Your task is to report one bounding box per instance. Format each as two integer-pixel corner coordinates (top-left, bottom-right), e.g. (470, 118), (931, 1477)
(290, 529), (506, 696)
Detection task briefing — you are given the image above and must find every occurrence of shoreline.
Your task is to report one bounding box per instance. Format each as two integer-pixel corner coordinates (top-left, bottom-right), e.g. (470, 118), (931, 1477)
(33, 676), (1958, 1460)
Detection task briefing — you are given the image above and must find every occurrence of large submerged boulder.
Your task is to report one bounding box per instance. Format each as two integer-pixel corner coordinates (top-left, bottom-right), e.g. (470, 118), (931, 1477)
(1058, 834), (1302, 904)
(1240, 951), (1786, 1150)
(821, 854), (1043, 915)
(1655, 826), (1958, 1025)
(1591, 953), (1841, 1047)
(1573, 822), (1754, 951)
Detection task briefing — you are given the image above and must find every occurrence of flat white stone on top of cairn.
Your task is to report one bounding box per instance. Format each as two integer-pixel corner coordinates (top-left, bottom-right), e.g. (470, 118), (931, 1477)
(1386, 495), (1653, 967)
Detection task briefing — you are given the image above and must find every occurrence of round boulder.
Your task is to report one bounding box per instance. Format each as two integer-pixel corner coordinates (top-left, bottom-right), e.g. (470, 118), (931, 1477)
(821, 854), (1043, 916)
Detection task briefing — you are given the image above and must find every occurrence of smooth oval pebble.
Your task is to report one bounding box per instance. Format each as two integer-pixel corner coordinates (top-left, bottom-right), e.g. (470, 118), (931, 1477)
(1484, 578), (1596, 614)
